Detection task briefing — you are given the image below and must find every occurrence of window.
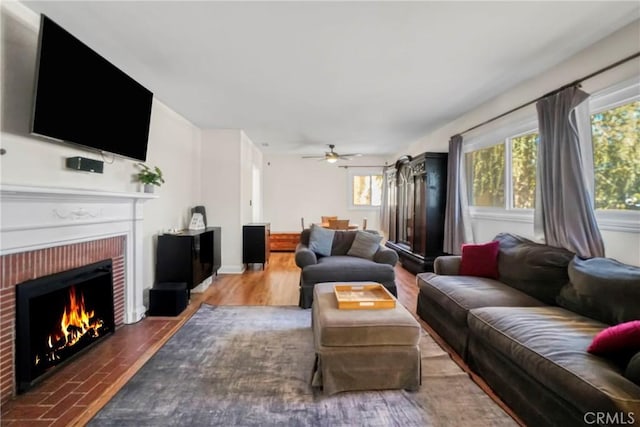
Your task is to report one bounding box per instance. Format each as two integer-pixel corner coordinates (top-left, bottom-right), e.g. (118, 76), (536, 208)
(461, 78), (638, 231)
(511, 132), (538, 209)
(591, 100), (640, 210)
(465, 126), (538, 210)
(352, 175), (383, 207)
(466, 144), (505, 207)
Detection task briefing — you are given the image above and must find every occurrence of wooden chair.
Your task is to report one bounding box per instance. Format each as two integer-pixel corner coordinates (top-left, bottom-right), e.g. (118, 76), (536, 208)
(328, 219), (350, 230)
(301, 217), (305, 230)
(321, 216), (338, 224)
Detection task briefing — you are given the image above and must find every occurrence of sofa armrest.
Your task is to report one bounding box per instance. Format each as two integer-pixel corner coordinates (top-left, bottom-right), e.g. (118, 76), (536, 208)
(373, 246), (399, 266)
(295, 244), (318, 268)
(434, 256), (461, 275)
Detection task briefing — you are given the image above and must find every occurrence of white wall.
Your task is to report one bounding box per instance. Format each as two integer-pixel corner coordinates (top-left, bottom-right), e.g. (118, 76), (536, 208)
(141, 102), (202, 288)
(1, 2), (203, 289)
(200, 130), (242, 272)
(403, 20), (640, 157)
(200, 130), (263, 273)
(263, 154), (387, 232)
(398, 20), (640, 266)
(240, 131), (263, 225)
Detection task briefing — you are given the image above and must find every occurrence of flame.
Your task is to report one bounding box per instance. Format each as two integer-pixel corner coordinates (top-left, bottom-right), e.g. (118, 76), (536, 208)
(36, 286), (104, 365)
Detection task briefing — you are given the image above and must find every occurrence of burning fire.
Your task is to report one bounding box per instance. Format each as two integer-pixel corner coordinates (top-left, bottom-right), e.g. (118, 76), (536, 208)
(36, 286), (104, 365)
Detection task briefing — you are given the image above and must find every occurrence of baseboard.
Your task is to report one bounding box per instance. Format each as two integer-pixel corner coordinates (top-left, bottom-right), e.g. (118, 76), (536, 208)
(191, 276), (212, 293)
(218, 265), (245, 274)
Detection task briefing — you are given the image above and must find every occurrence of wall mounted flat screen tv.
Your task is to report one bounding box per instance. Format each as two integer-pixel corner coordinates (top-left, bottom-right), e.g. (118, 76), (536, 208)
(32, 15), (153, 162)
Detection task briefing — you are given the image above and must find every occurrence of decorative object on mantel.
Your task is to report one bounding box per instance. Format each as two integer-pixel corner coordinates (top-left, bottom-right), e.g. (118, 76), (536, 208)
(135, 163), (165, 193)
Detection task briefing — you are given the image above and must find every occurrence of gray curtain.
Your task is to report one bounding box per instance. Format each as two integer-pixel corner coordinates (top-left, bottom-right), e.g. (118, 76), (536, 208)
(443, 135), (465, 254)
(534, 86), (605, 258)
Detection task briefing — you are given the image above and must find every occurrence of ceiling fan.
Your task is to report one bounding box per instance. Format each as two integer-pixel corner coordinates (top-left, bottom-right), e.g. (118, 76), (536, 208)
(302, 144), (363, 163)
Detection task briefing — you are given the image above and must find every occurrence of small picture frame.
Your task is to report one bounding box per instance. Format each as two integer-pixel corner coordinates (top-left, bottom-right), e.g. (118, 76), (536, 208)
(188, 213), (205, 230)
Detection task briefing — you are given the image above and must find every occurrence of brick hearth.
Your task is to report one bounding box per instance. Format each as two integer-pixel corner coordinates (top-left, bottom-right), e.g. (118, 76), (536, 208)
(0, 237), (126, 404)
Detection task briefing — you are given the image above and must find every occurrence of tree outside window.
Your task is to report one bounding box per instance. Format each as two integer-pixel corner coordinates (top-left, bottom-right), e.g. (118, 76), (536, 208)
(592, 100), (640, 210)
(353, 175), (383, 206)
(511, 132), (538, 209)
(465, 144), (505, 207)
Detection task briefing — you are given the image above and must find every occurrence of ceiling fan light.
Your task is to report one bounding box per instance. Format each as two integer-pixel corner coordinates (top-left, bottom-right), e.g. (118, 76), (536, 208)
(326, 157), (338, 163)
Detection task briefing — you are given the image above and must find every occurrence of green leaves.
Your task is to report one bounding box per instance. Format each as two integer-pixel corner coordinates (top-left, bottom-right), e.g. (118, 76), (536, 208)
(136, 163), (165, 186)
(592, 101), (639, 210)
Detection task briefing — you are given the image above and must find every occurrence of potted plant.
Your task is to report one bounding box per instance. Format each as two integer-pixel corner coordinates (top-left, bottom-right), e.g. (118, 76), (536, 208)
(136, 163), (165, 193)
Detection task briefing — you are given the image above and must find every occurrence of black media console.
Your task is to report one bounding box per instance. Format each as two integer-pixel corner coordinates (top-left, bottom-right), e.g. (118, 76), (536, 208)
(155, 227), (221, 295)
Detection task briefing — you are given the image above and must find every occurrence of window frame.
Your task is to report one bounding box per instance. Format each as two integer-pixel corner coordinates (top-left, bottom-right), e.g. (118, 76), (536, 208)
(462, 77), (640, 232)
(347, 168), (384, 210)
(589, 77), (640, 230)
(463, 117), (538, 215)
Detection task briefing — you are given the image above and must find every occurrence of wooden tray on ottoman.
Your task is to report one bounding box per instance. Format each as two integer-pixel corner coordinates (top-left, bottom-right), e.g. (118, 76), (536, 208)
(333, 283), (396, 310)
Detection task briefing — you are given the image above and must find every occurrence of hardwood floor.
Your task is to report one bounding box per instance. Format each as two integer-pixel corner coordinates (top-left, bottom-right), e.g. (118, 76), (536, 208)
(1, 252), (520, 426)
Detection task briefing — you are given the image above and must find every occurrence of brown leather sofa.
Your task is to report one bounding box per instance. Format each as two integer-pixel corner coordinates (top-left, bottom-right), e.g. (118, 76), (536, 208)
(417, 233), (640, 426)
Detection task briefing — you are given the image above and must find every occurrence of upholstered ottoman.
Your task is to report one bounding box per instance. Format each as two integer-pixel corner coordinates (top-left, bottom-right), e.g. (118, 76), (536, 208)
(311, 282), (421, 395)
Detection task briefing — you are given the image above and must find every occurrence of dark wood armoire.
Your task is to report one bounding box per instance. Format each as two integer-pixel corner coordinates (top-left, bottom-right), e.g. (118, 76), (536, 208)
(384, 152), (448, 274)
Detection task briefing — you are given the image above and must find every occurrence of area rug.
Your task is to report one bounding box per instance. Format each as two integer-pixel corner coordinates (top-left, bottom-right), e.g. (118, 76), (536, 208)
(89, 305), (517, 426)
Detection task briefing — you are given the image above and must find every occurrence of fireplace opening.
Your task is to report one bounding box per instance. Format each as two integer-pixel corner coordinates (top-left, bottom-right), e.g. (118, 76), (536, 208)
(15, 259), (115, 393)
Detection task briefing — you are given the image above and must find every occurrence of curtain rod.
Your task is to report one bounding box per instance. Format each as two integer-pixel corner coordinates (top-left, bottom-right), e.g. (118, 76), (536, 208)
(338, 165), (386, 169)
(459, 51), (640, 136)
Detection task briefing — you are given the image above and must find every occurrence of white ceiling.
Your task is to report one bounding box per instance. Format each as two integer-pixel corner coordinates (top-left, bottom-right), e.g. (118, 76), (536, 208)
(22, 1), (640, 157)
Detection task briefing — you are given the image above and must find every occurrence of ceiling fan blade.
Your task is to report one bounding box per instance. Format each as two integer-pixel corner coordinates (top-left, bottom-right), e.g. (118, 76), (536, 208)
(301, 155), (325, 159)
(338, 153), (363, 158)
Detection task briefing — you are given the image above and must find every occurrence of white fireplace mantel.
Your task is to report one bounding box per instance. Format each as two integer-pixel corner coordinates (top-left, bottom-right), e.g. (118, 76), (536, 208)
(0, 184), (157, 324)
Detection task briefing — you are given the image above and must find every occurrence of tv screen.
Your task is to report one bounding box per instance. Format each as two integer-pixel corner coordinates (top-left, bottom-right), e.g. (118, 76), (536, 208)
(32, 15), (153, 162)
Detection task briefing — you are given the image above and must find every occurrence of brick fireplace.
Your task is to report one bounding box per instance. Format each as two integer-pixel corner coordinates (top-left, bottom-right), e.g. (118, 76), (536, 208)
(0, 184), (155, 403)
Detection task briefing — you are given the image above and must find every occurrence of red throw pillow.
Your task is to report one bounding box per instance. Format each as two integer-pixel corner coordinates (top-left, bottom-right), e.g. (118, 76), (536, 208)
(459, 240), (500, 279)
(588, 321), (640, 355)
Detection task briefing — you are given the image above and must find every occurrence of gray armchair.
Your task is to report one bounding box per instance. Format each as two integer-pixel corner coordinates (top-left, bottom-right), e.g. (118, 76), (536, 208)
(295, 229), (399, 308)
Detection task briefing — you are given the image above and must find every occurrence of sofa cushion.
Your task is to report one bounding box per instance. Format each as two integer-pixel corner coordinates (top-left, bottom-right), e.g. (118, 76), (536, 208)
(302, 256), (395, 284)
(626, 353), (640, 385)
(588, 320), (640, 355)
(557, 256), (640, 326)
(459, 240), (499, 279)
(416, 273), (545, 326)
(308, 224), (335, 257)
(347, 230), (382, 260)
(494, 233), (574, 305)
(468, 306), (640, 413)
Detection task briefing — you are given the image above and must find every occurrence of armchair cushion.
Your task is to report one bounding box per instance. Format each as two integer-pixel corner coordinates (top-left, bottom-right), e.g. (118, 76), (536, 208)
(347, 230), (383, 260)
(302, 256), (395, 285)
(308, 224), (335, 257)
